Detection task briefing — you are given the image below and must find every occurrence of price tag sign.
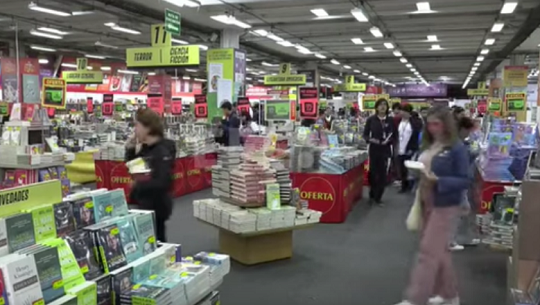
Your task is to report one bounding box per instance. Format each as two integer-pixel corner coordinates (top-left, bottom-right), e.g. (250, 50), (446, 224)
(194, 94), (208, 119)
(114, 102), (123, 112)
(0, 102), (8, 116)
(237, 96), (251, 115)
(171, 100), (182, 115)
(299, 87), (318, 119)
(47, 107), (56, 118)
(87, 97), (94, 114)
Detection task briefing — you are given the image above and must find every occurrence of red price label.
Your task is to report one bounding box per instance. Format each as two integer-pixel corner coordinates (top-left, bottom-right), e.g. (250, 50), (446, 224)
(171, 101), (182, 115)
(102, 102), (114, 116)
(87, 97), (94, 113)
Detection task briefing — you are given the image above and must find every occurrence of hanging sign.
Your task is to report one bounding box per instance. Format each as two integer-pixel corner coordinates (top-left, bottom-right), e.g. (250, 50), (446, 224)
(488, 97), (502, 111)
(333, 75), (367, 92)
(299, 87), (318, 119)
(102, 94), (114, 116)
(114, 102), (124, 112)
(265, 100), (291, 121)
(126, 45), (200, 68)
(47, 107), (56, 118)
(87, 97), (94, 114)
(62, 57), (103, 84)
(263, 63), (307, 86)
(362, 94), (390, 110)
(503, 66), (528, 88)
(42, 78), (66, 109)
(506, 92), (527, 111)
(171, 99), (182, 115)
(0, 102), (8, 116)
(194, 94), (208, 118)
(164, 10), (181, 35)
(237, 97), (251, 115)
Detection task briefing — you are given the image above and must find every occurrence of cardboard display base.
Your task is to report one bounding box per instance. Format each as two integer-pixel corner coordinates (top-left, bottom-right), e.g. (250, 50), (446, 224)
(474, 165), (520, 214)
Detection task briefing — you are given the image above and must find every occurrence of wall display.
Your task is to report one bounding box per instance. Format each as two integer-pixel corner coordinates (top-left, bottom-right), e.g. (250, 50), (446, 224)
(265, 100), (291, 121)
(41, 78), (67, 109)
(299, 87), (318, 119)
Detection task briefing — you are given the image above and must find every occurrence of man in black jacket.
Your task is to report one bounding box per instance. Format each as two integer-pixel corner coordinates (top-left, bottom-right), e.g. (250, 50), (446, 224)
(363, 99), (397, 206)
(219, 101), (241, 146)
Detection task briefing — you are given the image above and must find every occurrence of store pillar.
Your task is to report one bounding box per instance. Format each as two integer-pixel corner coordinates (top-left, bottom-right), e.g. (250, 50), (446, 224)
(220, 29), (242, 49)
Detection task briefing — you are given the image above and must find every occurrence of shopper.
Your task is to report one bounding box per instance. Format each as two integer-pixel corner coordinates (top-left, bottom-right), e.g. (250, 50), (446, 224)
(219, 101), (241, 146)
(125, 108), (175, 242)
(363, 98), (396, 206)
(396, 106), (470, 305)
(397, 104), (422, 193)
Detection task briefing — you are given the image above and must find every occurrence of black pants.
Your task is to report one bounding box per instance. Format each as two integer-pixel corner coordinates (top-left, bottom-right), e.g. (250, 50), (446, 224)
(156, 217), (167, 242)
(397, 154), (411, 191)
(369, 152), (389, 202)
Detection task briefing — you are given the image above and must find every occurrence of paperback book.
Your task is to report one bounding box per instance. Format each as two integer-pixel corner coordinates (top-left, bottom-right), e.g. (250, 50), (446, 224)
(93, 274), (112, 305)
(54, 202), (76, 237)
(29, 204), (57, 243)
(110, 265), (133, 305)
(0, 218), (8, 256)
(65, 231), (102, 280)
(72, 197), (96, 230)
(133, 213), (157, 255)
(30, 245), (65, 303)
(92, 192), (113, 222)
(97, 224), (127, 273)
(109, 189), (129, 218)
(5, 212), (35, 252)
(1, 254), (44, 305)
(42, 238), (86, 291)
(117, 216), (142, 263)
(67, 281), (97, 305)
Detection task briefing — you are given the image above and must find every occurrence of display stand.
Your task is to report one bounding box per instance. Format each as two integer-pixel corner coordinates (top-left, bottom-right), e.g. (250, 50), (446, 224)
(474, 163), (521, 214)
(291, 162), (365, 223)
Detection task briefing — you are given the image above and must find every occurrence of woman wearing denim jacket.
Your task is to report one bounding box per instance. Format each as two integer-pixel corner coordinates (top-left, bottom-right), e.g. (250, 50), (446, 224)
(396, 106), (471, 305)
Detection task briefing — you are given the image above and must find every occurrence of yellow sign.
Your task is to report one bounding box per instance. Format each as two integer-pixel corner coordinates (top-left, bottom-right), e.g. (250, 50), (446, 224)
(151, 24), (172, 47)
(126, 45), (200, 68)
(76, 58), (87, 71)
(363, 94), (389, 101)
(62, 71), (104, 84)
(467, 89), (489, 96)
(503, 66), (528, 87)
(333, 83), (366, 92)
(389, 98), (401, 104)
(346, 75), (355, 84)
(478, 82), (486, 89)
(488, 97), (502, 111)
(264, 75), (306, 85)
(0, 181), (62, 217)
(279, 63), (291, 75)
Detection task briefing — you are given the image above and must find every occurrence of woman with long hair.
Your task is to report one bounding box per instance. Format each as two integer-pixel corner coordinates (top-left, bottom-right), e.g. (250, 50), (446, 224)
(396, 106), (471, 305)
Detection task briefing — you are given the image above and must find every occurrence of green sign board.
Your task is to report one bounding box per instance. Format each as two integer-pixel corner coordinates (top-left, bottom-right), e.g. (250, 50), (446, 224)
(265, 100), (291, 121)
(165, 9), (181, 35)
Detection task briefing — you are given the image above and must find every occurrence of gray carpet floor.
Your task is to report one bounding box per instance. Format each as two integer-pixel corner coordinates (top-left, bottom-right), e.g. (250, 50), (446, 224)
(165, 187), (507, 305)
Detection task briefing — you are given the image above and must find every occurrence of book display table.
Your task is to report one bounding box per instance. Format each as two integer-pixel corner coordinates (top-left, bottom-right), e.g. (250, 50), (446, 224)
(474, 163), (521, 214)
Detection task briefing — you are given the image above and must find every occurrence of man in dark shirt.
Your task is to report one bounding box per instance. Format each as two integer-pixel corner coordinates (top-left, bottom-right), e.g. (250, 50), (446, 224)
(220, 101), (241, 146)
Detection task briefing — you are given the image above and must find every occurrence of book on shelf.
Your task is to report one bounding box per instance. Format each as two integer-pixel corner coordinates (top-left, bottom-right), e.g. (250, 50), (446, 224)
(0, 254), (44, 305)
(64, 230), (103, 280)
(117, 215), (142, 263)
(28, 204), (57, 243)
(92, 274), (112, 305)
(67, 281), (97, 305)
(0, 218), (8, 256)
(92, 192), (113, 222)
(5, 212), (35, 253)
(54, 202), (76, 237)
(24, 244), (65, 303)
(109, 189), (129, 217)
(96, 223), (127, 273)
(71, 197), (96, 230)
(133, 212), (157, 255)
(110, 265), (133, 305)
(42, 238), (86, 291)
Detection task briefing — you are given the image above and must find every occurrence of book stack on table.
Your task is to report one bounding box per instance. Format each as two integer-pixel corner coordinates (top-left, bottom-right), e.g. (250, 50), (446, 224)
(211, 147), (243, 198)
(229, 161), (276, 206)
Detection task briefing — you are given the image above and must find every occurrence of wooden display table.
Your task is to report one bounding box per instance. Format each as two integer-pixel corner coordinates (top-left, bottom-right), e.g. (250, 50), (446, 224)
(202, 221), (315, 265)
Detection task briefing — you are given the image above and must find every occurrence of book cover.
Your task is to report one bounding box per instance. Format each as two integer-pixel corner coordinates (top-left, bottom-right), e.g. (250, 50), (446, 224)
(64, 231), (102, 280)
(2, 255), (44, 305)
(0, 218), (8, 256)
(131, 257), (151, 283)
(93, 274), (112, 305)
(92, 192), (113, 222)
(67, 281), (97, 305)
(5, 212), (35, 253)
(109, 189), (129, 218)
(30, 205), (57, 243)
(133, 213), (157, 255)
(111, 267), (132, 305)
(43, 238), (85, 291)
(97, 224), (127, 273)
(53, 202), (76, 237)
(32, 246), (65, 303)
(0, 268), (9, 305)
(117, 216), (142, 263)
(71, 197), (96, 230)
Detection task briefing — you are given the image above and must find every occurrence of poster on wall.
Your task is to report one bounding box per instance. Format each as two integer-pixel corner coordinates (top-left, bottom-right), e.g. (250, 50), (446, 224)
(237, 97), (250, 114)
(217, 79), (232, 107)
(208, 63), (223, 93)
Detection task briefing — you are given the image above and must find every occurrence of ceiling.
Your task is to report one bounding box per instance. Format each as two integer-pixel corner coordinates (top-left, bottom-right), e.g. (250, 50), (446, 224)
(0, 0), (539, 87)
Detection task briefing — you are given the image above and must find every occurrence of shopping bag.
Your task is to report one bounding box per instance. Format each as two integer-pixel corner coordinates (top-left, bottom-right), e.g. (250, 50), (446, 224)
(406, 189), (422, 231)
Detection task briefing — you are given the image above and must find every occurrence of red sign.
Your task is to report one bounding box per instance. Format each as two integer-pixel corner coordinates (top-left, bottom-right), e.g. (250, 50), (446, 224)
(194, 94), (208, 119)
(147, 96), (163, 114)
(110, 163), (132, 201)
(171, 100), (182, 115)
(477, 99), (487, 115)
(47, 107), (56, 118)
(237, 97), (250, 115)
(102, 94), (114, 116)
(87, 97), (94, 113)
(299, 87), (318, 119)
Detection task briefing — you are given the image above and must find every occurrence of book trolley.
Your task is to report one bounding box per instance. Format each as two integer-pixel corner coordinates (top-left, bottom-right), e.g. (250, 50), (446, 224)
(0, 180), (228, 305)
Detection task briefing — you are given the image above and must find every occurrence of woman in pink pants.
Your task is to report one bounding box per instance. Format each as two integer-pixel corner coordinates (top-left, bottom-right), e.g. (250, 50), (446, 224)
(395, 106), (471, 305)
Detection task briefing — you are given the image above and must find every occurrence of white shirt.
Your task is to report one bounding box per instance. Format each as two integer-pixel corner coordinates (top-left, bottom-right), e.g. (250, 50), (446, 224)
(398, 119), (412, 155)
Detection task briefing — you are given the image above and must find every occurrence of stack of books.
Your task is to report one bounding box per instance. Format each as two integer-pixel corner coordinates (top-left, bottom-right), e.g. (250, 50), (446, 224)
(482, 222), (513, 249)
(230, 161), (275, 206)
(243, 135), (271, 154)
(271, 161), (292, 204)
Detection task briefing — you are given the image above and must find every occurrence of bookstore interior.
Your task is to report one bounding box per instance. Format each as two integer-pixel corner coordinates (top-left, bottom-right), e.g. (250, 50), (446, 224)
(2, 0), (540, 304)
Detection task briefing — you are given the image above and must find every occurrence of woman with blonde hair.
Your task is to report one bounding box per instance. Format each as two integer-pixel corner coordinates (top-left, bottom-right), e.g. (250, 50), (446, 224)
(396, 106), (471, 305)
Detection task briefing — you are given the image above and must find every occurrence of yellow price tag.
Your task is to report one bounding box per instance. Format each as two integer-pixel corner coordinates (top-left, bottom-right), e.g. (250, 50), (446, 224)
(105, 205), (113, 213)
(0, 297), (5, 305)
(132, 284), (142, 289)
(149, 274), (158, 280)
(80, 265), (89, 274)
(208, 253), (215, 257)
(148, 236), (156, 243)
(52, 280), (64, 290)
(194, 261), (201, 265)
(84, 201), (94, 209)
(180, 272), (189, 277)
(170, 256), (176, 263)
(34, 299), (45, 305)
(111, 228), (120, 235)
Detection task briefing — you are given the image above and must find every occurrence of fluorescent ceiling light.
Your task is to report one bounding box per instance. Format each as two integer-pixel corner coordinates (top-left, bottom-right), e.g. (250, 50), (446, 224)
(194, 78), (207, 82)
(183, 76), (191, 80)
(480, 49), (489, 55)
(172, 39), (189, 44)
(38, 59), (49, 64)
(31, 45), (56, 52)
(72, 10), (94, 16)
(315, 53), (326, 59)
(87, 66), (93, 70)
(297, 46), (312, 54)
(351, 38), (364, 45)
(364, 47), (375, 52)
(37, 27), (69, 35)
(368, 75), (375, 79)
(163, 0), (200, 8)
(118, 69), (139, 75)
(246, 58), (252, 61)
(311, 8), (328, 17)
(477, 56), (485, 61)
(384, 42), (394, 49)
(104, 23), (141, 35)
(210, 15), (251, 29)
(147, 72), (156, 76)
(30, 29), (62, 39)
(431, 44), (442, 50)
(474, 62), (481, 66)
(472, 67), (478, 71)
(416, 2), (432, 12)
(400, 57), (408, 63)
(61, 63), (77, 68)
(427, 35), (438, 41)
(246, 77), (252, 81)
(354, 69), (360, 73)
(277, 40), (294, 47)
(85, 54), (106, 59)
(362, 72), (368, 76)
(501, 1), (518, 14)
(491, 22), (504, 32)
(253, 29), (269, 36)
(393, 50), (402, 57)
(406, 63), (413, 68)
(262, 61), (277, 67)
(485, 38), (496, 45)
(343, 65), (351, 69)
(351, 7), (368, 22)
(199, 45), (209, 50)
(95, 41), (118, 49)
(101, 66), (111, 71)
(185, 69), (198, 72)
(370, 27), (383, 38)
(28, 2), (71, 16)
(330, 59), (340, 65)
(267, 33), (284, 42)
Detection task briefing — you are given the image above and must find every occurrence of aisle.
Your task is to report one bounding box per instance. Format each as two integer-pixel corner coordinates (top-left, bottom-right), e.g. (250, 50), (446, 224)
(167, 188), (507, 305)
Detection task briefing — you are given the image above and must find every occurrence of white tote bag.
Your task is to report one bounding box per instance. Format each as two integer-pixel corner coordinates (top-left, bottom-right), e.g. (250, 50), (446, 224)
(406, 189), (422, 231)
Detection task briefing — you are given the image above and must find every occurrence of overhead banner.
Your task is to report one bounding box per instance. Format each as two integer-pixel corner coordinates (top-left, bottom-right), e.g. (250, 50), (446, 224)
(385, 83), (447, 97)
(62, 71), (104, 84)
(42, 78), (66, 109)
(299, 87), (318, 119)
(264, 63), (306, 86)
(333, 75), (366, 92)
(126, 45), (200, 68)
(265, 100), (291, 121)
(503, 66), (528, 88)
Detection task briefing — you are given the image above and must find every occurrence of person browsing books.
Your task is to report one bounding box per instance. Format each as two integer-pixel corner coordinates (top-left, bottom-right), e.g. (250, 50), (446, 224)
(125, 108), (175, 242)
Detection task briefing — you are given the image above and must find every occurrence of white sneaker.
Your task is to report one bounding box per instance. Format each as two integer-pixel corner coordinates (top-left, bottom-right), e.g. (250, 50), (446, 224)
(429, 296), (444, 304)
(449, 244), (465, 251)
